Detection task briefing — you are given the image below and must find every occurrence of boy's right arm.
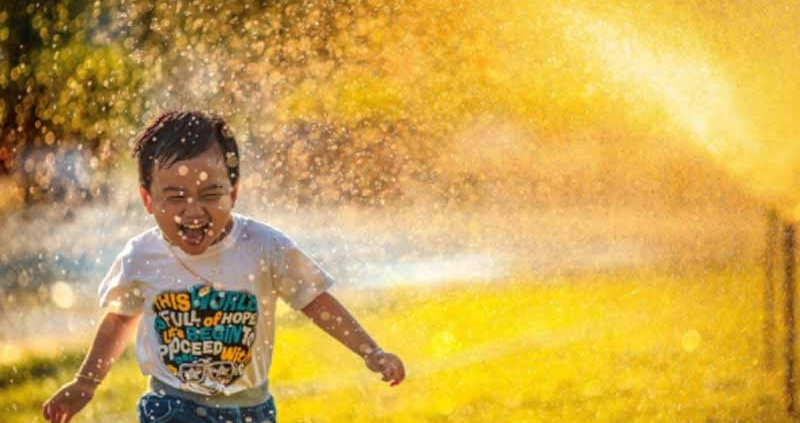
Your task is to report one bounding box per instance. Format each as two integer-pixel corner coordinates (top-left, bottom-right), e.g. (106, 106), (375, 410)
(42, 311), (142, 423)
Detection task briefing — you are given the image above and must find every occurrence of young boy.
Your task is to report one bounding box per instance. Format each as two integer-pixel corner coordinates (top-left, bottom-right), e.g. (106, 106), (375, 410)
(42, 111), (405, 423)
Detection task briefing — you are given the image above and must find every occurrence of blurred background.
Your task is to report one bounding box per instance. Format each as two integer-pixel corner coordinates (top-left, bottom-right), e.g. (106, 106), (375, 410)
(1, 0), (799, 422)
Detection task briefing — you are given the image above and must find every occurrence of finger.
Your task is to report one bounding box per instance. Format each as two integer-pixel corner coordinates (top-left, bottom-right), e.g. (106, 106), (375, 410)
(50, 403), (62, 423)
(387, 363), (405, 386)
(390, 373), (404, 386)
(395, 362), (406, 382)
(54, 403), (68, 423)
(59, 410), (71, 423)
(43, 401), (51, 421)
(382, 365), (397, 382)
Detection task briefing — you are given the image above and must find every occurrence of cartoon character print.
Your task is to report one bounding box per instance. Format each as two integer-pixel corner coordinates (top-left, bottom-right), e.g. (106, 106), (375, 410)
(152, 284), (259, 394)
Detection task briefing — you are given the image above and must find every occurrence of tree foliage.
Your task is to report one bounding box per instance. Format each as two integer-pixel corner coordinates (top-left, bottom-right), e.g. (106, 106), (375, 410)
(1, 1), (144, 205)
(1, 0), (448, 209)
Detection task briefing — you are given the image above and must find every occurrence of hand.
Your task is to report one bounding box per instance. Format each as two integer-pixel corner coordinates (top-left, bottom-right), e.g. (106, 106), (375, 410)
(364, 349), (406, 387)
(42, 378), (97, 423)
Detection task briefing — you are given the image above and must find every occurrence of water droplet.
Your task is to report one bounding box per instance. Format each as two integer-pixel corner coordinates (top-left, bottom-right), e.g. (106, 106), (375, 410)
(51, 281), (75, 309)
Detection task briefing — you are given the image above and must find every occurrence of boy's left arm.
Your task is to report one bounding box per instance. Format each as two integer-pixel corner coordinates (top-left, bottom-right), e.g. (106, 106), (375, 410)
(301, 292), (405, 386)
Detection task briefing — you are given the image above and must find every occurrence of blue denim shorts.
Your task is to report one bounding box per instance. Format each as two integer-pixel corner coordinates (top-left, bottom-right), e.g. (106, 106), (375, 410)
(137, 391), (277, 423)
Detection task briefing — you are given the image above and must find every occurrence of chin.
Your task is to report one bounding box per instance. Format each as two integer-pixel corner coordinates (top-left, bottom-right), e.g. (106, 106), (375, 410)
(180, 242), (209, 255)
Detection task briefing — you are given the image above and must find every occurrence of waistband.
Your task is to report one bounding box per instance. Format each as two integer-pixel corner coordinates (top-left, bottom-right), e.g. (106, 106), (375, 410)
(139, 390), (276, 423)
(148, 376), (272, 408)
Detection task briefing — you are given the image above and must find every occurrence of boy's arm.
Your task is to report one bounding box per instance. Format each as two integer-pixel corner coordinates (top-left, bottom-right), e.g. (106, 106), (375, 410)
(43, 311), (142, 423)
(301, 292), (405, 386)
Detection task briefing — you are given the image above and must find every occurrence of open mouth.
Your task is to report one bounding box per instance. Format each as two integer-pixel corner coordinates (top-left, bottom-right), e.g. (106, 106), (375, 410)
(178, 221), (211, 246)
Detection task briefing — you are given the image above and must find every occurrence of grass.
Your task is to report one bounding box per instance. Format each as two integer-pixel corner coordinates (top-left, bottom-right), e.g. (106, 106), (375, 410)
(0, 268), (792, 423)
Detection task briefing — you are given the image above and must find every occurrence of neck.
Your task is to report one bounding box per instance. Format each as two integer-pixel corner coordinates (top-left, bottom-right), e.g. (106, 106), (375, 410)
(210, 217), (235, 246)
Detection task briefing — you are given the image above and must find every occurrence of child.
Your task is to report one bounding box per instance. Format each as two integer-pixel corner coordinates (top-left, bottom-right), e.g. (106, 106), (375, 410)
(42, 111), (405, 423)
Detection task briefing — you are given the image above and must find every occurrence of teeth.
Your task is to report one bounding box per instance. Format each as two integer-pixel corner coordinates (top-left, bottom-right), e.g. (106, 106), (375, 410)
(182, 223), (209, 229)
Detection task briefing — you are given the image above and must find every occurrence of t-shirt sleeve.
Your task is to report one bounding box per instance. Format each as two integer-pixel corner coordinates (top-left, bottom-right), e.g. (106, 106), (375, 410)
(98, 241), (145, 316)
(273, 235), (335, 310)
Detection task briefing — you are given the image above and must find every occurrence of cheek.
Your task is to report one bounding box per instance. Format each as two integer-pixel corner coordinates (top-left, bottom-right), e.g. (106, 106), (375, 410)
(218, 196), (233, 211)
(154, 203), (172, 214)
(151, 200), (179, 219)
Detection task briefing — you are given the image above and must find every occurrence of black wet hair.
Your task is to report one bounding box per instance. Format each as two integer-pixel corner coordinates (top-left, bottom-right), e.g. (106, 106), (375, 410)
(132, 111), (240, 191)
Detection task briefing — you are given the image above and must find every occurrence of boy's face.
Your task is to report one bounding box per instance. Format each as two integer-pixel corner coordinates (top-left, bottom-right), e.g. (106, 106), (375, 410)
(139, 145), (238, 255)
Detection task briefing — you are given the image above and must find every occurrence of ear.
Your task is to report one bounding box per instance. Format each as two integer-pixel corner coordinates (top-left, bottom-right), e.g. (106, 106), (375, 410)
(139, 186), (154, 214)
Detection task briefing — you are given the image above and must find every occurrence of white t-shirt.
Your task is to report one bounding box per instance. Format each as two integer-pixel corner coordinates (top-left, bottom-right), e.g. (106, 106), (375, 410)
(98, 213), (334, 399)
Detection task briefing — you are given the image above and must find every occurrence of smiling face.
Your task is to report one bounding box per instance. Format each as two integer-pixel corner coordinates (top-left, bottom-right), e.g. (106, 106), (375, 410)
(140, 144), (238, 255)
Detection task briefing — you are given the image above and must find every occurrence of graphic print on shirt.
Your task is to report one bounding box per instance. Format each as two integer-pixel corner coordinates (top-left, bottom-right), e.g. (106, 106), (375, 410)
(153, 284), (258, 393)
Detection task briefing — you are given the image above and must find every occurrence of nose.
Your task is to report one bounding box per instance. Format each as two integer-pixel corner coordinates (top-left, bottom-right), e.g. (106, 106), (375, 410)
(182, 197), (209, 222)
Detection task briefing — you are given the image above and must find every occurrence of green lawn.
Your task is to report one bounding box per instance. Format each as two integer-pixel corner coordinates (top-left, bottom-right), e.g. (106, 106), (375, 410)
(1, 268), (792, 422)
